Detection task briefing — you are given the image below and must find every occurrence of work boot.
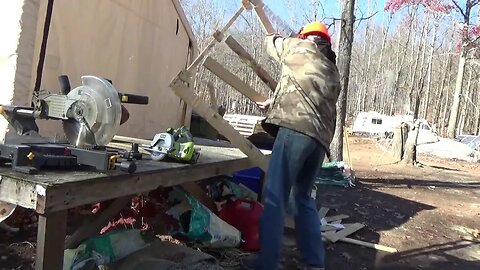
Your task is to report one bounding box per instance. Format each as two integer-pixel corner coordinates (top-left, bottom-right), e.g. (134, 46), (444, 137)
(240, 254), (257, 270)
(240, 254), (285, 270)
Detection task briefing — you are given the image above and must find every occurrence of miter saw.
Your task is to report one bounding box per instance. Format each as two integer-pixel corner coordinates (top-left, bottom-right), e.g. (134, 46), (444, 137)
(0, 75), (148, 174)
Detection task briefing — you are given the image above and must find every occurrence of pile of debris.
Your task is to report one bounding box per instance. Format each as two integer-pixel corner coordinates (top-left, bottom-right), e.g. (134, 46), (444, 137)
(285, 207), (397, 254)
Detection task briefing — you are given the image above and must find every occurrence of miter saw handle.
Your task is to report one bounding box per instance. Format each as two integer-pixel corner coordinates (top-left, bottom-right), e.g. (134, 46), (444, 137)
(118, 93), (149, 105)
(58, 75), (71, 94)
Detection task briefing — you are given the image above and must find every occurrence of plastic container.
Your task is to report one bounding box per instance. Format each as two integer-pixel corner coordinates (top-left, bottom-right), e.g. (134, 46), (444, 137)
(232, 167), (263, 194)
(219, 199), (263, 251)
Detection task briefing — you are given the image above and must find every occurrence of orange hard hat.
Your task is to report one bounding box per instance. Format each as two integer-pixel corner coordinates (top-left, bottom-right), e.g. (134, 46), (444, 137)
(299, 21), (331, 42)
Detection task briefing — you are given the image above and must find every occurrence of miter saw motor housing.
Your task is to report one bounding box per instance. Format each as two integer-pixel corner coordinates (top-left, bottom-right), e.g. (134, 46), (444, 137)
(0, 75), (148, 174)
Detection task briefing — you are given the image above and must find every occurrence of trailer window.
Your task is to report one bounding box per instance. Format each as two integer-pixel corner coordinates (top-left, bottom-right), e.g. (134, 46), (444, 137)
(372, 118), (383, 125)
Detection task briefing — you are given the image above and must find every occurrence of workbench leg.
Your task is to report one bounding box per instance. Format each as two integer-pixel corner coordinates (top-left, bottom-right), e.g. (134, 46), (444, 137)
(35, 210), (67, 270)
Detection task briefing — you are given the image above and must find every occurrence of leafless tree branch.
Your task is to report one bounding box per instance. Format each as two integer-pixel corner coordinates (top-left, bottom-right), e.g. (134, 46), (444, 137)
(355, 11), (379, 23)
(451, 0), (467, 19)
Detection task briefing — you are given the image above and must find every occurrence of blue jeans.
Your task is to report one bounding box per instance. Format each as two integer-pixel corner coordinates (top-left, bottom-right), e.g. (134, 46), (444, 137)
(257, 127), (326, 270)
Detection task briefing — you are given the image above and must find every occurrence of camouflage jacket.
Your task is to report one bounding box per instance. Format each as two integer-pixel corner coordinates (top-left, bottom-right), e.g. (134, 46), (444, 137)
(262, 35), (341, 152)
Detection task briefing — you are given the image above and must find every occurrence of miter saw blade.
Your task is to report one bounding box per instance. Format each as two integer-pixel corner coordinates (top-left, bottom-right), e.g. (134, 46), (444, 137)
(62, 76), (122, 147)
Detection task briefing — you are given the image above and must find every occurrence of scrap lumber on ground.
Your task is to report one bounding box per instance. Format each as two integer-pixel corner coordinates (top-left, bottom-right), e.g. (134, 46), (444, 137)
(285, 207), (398, 253)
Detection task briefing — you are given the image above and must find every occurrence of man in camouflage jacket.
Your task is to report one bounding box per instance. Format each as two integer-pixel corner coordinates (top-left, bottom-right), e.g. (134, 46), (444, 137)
(242, 22), (341, 270)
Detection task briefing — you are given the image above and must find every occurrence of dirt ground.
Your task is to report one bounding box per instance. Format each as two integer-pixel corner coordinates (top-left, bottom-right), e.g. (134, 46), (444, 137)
(1, 137), (479, 270)
(313, 137), (480, 270)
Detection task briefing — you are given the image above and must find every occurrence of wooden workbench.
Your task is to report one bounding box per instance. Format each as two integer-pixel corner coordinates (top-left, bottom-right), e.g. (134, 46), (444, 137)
(0, 141), (257, 270)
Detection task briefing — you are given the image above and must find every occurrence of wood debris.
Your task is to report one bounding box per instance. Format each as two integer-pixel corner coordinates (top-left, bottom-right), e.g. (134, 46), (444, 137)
(285, 207), (398, 253)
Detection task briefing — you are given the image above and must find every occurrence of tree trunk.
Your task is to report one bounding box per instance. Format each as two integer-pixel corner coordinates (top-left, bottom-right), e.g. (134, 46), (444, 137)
(459, 69), (473, 134)
(433, 53), (452, 124)
(389, 20), (414, 115)
(402, 122), (420, 165)
(375, 16), (392, 114)
(475, 80), (480, 135)
(409, 15), (429, 116)
(422, 20), (439, 120)
(330, 0), (355, 161)
(441, 83), (452, 137)
(447, 47), (467, 138)
(392, 123), (408, 162)
(476, 113), (480, 135)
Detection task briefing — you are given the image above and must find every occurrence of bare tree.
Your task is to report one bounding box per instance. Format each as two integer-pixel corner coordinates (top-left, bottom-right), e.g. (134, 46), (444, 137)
(446, 0), (480, 138)
(330, 0), (356, 161)
(179, 0), (480, 140)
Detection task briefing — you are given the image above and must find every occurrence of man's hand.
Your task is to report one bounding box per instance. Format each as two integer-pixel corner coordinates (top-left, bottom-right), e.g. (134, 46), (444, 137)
(257, 98), (273, 110)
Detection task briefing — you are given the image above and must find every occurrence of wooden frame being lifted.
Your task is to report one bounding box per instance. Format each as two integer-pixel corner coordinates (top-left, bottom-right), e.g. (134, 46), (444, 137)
(169, 0), (277, 173)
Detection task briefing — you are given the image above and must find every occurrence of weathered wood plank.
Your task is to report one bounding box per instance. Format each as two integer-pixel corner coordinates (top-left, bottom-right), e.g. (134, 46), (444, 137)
(318, 207), (329, 219)
(323, 223), (365, 243)
(203, 57), (267, 103)
(36, 210), (67, 270)
(43, 155), (252, 213)
(285, 218), (343, 232)
(181, 182), (217, 213)
(339, 237), (398, 253)
(186, 7), (244, 73)
(247, 0), (276, 34)
(0, 176), (42, 211)
(324, 214), (349, 223)
(170, 72), (269, 171)
(0, 143), (255, 213)
(224, 35), (277, 92)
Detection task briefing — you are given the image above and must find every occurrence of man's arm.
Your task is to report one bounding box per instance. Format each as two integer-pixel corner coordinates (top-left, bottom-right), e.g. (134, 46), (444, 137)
(264, 34), (290, 62)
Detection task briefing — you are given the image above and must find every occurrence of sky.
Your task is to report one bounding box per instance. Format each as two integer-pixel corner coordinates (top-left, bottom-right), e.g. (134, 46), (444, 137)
(261, 0), (387, 25)
(191, 0), (479, 43)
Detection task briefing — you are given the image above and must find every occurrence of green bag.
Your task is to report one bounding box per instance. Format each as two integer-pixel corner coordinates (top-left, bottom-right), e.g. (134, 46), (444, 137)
(166, 188), (241, 248)
(64, 229), (153, 270)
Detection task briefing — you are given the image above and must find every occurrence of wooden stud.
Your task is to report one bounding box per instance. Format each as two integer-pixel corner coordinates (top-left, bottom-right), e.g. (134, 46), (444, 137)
(65, 197), (131, 249)
(170, 72), (269, 171)
(241, 0), (253, 10)
(318, 207), (329, 219)
(224, 35), (277, 92)
(324, 214), (349, 223)
(181, 182), (217, 213)
(36, 210), (67, 270)
(250, 2), (276, 34)
(203, 57), (267, 103)
(338, 237), (398, 253)
(186, 7), (244, 73)
(323, 223), (365, 243)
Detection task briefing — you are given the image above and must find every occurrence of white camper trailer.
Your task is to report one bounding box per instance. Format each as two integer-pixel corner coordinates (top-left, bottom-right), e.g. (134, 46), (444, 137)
(351, 111), (439, 144)
(351, 111), (413, 136)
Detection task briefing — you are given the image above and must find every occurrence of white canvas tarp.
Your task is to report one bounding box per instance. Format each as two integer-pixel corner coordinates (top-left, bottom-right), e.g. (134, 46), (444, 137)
(33, 0), (196, 139)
